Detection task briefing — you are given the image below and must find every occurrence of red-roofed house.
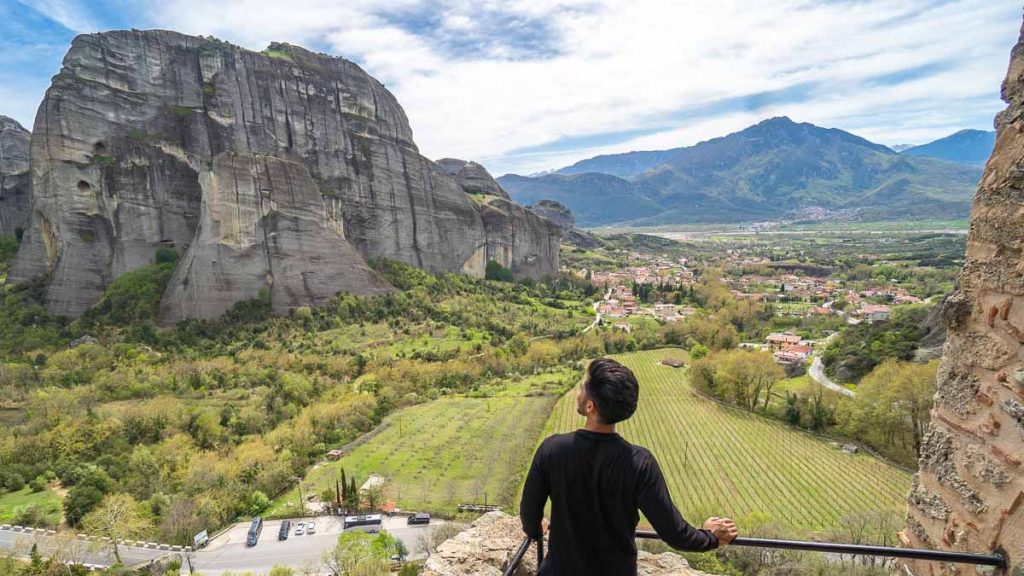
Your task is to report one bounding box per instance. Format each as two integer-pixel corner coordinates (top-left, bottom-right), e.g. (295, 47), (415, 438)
(860, 304), (891, 323)
(766, 332), (803, 351)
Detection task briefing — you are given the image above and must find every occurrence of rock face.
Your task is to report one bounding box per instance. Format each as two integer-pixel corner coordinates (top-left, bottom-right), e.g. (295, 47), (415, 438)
(436, 158), (510, 199)
(0, 116), (31, 237)
(10, 31), (558, 319)
(421, 512), (711, 576)
(529, 198), (601, 249)
(901, 20), (1024, 576)
(477, 197), (560, 279)
(529, 199), (574, 230)
(159, 152), (391, 322)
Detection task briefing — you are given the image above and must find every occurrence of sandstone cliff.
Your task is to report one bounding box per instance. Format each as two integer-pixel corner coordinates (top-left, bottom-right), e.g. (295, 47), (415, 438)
(0, 116), (31, 237)
(902, 19), (1024, 576)
(421, 512), (713, 576)
(10, 31), (559, 319)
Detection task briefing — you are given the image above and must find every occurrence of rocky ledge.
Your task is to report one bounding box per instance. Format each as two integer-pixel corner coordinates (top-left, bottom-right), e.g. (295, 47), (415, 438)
(422, 512), (712, 576)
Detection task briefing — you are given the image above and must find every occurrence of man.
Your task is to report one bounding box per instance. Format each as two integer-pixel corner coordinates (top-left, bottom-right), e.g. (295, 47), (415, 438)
(520, 357), (738, 575)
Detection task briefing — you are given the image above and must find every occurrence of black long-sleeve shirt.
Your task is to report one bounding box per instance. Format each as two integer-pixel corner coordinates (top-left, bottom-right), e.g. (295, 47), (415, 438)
(520, 429), (718, 576)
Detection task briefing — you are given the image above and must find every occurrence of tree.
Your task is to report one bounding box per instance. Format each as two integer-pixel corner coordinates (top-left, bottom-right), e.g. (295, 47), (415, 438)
(63, 485), (105, 528)
(364, 483), (385, 512)
(416, 522), (466, 557)
(842, 360), (936, 463)
(693, 349), (784, 411)
(322, 530), (390, 576)
(393, 538), (409, 562)
(689, 343), (709, 360)
(344, 477), (360, 511)
(82, 494), (153, 563)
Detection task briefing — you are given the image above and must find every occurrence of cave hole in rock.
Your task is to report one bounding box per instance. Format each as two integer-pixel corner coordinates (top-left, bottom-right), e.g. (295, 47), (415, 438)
(93, 142), (107, 155)
(77, 180), (91, 192)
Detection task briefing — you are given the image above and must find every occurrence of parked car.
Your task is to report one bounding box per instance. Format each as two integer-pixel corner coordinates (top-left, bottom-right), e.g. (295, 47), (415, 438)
(408, 512), (431, 525)
(307, 521), (316, 534)
(295, 522), (306, 536)
(246, 517), (263, 547)
(278, 520), (291, 540)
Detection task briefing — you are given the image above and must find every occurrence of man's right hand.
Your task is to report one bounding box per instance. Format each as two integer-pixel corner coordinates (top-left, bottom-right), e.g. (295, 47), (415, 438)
(703, 517), (738, 547)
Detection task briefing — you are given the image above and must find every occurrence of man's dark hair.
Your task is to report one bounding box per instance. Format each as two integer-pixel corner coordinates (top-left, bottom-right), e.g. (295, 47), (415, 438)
(585, 358), (639, 424)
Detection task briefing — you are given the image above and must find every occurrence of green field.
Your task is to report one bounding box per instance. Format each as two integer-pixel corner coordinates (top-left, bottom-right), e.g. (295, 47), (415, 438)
(0, 487), (62, 526)
(271, 372), (573, 516)
(544, 349), (911, 533)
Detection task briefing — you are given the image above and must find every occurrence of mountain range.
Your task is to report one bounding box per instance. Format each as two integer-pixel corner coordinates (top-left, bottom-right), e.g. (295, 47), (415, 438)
(900, 129), (995, 165)
(498, 118), (986, 227)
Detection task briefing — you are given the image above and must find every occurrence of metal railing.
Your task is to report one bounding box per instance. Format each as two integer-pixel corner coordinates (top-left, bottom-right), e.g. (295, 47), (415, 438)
(502, 531), (1007, 575)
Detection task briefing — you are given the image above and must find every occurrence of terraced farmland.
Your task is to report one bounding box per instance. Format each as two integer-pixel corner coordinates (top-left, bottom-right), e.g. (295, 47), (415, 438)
(544, 349), (912, 532)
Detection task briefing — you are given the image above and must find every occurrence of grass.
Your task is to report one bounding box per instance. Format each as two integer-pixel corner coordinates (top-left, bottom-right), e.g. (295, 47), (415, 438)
(379, 326), (490, 358)
(269, 374), (571, 516)
(543, 349), (911, 534)
(0, 487), (62, 526)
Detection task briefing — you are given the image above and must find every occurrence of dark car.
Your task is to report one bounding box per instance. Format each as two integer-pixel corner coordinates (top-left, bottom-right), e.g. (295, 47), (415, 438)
(407, 512), (431, 525)
(278, 519), (291, 540)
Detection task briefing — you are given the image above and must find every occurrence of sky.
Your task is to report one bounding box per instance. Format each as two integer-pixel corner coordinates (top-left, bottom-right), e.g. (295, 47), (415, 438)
(0, 0), (1020, 176)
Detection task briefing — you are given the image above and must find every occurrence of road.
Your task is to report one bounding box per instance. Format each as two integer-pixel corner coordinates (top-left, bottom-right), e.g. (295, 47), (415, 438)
(0, 528), (168, 568)
(809, 356), (854, 397)
(187, 516), (439, 575)
(583, 288), (612, 334)
(1, 516), (440, 576)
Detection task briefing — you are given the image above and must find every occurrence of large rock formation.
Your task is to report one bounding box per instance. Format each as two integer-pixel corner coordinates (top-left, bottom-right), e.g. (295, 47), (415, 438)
(529, 199), (574, 230)
(159, 152), (391, 321)
(0, 116), (31, 237)
(9, 31), (558, 319)
(422, 512), (711, 576)
(436, 158), (511, 200)
(529, 198), (601, 249)
(436, 158), (560, 278)
(902, 21), (1024, 576)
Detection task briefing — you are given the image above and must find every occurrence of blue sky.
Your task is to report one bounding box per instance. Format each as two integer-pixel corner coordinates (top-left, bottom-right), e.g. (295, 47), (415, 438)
(1, 0), (1020, 175)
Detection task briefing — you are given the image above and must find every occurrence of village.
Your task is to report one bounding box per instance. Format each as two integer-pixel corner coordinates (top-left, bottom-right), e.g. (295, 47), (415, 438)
(580, 244), (930, 369)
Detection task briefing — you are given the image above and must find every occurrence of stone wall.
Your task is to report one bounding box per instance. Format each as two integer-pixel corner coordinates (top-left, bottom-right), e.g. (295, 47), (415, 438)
(901, 19), (1024, 576)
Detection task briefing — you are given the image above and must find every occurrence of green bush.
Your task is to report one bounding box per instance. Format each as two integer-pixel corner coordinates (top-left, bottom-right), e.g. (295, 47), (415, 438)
(80, 261), (176, 326)
(485, 260), (513, 282)
(28, 476), (47, 493)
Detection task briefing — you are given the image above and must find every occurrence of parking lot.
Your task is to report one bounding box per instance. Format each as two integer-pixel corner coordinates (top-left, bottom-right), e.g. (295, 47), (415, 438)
(189, 515), (442, 575)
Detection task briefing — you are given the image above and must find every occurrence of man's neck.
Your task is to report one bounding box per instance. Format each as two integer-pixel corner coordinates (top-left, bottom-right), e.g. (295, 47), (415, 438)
(583, 417), (616, 434)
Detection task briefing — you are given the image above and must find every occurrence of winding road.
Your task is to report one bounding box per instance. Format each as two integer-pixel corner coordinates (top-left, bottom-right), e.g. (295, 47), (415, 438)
(809, 356), (854, 397)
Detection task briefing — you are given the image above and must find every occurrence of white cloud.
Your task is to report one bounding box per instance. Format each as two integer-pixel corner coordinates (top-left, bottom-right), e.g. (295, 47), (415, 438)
(11, 0), (1021, 173)
(17, 0), (100, 32)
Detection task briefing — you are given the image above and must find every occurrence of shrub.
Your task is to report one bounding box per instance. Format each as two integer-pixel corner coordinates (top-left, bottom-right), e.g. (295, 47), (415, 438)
(485, 260), (514, 282)
(29, 475), (47, 493)
(80, 261), (176, 326)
